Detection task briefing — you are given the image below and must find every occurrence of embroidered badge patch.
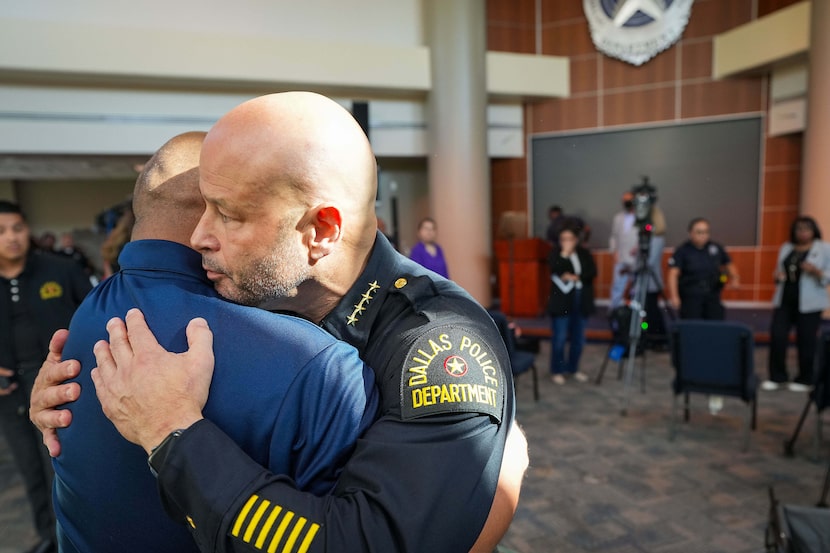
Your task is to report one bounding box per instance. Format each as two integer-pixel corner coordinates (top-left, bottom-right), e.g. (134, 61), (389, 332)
(401, 325), (504, 422)
(39, 281), (63, 300)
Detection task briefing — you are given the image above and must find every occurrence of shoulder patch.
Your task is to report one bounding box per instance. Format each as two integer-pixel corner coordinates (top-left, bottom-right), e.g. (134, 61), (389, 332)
(401, 325), (504, 422)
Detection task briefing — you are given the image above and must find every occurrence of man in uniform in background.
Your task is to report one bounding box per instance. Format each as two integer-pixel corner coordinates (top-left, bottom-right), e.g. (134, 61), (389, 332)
(0, 200), (92, 553)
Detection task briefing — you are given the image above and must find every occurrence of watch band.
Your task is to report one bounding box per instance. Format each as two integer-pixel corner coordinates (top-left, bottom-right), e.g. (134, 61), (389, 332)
(148, 428), (186, 478)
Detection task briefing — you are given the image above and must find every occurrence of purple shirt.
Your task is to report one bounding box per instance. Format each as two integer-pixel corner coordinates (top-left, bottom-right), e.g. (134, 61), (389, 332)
(409, 242), (449, 278)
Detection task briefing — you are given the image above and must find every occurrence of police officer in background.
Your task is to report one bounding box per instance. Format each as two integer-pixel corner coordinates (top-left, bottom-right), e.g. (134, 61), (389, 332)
(32, 92), (527, 553)
(666, 217), (740, 320)
(0, 200), (92, 553)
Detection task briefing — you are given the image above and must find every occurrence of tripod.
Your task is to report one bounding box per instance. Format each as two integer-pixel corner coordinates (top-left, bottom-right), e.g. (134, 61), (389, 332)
(619, 228), (666, 415)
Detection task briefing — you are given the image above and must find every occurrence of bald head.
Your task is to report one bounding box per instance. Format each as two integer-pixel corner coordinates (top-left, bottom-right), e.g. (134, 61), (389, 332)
(132, 131), (206, 243)
(202, 92), (378, 249)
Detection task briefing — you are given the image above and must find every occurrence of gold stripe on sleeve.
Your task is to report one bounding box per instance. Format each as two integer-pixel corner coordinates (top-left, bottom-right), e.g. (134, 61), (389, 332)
(282, 516), (307, 552)
(244, 499), (272, 542)
(267, 511), (294, 553)
(232, 495), (260, 537)
(296, 523), (320, 553)
(255, 505), (283, 549)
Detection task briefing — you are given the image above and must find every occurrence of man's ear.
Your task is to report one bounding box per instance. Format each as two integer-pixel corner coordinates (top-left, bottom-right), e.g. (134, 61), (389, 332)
(306, 205), (342, 261)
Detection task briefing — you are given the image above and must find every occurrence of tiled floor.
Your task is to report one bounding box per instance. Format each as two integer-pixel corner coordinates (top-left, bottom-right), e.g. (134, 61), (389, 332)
(0, 341), (827, 553)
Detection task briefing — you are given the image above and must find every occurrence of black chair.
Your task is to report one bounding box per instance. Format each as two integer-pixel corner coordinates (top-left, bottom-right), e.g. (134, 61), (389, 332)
(784, 329), (830, 458)
(669, 320), (758, 450)
(488, 309), (539, 401)
(766, 474), (830, 553)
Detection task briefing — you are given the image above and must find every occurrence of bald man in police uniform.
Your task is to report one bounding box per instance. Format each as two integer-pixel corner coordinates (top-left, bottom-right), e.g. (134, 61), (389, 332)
(33, 92), (528, 553)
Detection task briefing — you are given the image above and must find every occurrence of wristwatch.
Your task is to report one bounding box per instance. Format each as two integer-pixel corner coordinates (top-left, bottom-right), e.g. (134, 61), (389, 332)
(148, 429), (186, 478)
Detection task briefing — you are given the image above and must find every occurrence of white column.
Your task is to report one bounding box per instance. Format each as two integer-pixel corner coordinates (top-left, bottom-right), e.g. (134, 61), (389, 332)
(801, 0), (830, 234)
(424, 0), (491, 306)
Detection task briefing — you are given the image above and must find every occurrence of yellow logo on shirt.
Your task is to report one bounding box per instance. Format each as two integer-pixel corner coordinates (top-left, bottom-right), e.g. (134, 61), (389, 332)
(40, 281), (63, 300)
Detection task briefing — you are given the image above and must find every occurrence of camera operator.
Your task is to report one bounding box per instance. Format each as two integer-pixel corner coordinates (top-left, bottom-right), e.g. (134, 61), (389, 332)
(667, 217), (739, 320)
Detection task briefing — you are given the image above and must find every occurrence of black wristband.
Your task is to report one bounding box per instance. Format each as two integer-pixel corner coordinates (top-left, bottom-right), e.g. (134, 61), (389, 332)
(148, 429), (186, 478)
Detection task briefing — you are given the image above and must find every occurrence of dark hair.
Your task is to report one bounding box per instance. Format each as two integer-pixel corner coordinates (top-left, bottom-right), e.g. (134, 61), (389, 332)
(790, 216), (822, 243)
(687, 217), (708, 232)
(559, 217), (583, 239)
(0, 200), (25, 220)
(417, 217), (436, 230)
(549, 205), (563, 215)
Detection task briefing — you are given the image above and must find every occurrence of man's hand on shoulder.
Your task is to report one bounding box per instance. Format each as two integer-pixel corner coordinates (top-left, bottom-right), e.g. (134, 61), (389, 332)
(30, 329), (81, 457)
(91, 308), (215, 453)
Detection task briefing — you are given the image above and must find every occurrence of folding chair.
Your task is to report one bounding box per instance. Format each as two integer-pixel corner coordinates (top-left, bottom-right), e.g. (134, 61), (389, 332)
(669, 320), (758, 450)
(488, 309), (539, 401)
(766, 467), (830, 553)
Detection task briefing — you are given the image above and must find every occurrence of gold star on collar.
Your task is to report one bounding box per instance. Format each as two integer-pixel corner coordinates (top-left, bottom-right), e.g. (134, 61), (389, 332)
(346, 280), (381, 326)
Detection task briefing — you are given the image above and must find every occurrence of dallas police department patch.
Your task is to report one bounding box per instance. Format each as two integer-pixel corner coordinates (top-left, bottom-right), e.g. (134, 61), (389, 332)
(401, 325), (504, 422)
(583, 0), (693, 66)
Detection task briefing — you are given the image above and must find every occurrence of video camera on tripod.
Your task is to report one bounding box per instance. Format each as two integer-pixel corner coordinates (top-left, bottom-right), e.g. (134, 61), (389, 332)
(618, 177), (662, 414)
(632, 177), (657, 256)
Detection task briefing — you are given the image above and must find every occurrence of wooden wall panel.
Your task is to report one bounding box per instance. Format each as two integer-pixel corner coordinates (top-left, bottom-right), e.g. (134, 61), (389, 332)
(759, 248), (781, 280)
(763, 169), (801, 208)
(680, 39), (713, 80)
(603, 86), (675, 126)
(758, 0), (805, 17)
(487, 24), (536, 53)
(486, 0), (537, 26)
(680, 78), (763, 118)
(491, 158), (527, 187)
(529, 96), (599, 133)
(684, 0), (754, 39)
(727, 249), (758, 287)
(602, 49), (677, 89)
(540, 0), (585, 21)
(541, 20), (595, 56)
(765, 134), (802, 167)
(570, 55), (599, 95)
(761, 208), (799, 246)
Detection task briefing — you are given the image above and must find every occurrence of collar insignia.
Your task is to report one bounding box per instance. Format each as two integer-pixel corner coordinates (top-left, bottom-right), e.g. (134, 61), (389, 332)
(346, 280), (380, 326)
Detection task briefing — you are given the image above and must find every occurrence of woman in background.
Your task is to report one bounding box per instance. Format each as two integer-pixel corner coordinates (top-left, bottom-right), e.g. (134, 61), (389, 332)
(764, 216), (830, 391)
(546, 222), (596, 385)
(409, 217), (449, 278)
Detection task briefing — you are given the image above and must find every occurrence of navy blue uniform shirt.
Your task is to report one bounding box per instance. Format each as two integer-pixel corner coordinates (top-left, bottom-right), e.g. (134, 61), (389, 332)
(157, 232), (516, 553)
(669, 240), (731, 297)
(53, 240), (378, 553)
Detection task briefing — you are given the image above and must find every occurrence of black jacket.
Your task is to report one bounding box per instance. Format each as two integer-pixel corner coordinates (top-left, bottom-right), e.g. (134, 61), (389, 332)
(546, 246), (597, 318)
(0, 251), (92, 371)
